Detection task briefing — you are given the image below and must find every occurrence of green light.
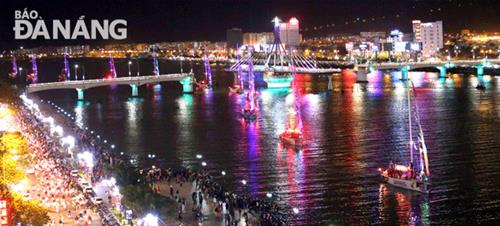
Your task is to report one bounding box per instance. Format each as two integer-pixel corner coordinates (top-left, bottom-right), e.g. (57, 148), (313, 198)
(264, 75), (293, 88)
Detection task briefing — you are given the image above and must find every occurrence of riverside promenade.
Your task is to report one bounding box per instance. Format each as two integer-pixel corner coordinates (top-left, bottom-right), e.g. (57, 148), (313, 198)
(152, 179), (259, 226)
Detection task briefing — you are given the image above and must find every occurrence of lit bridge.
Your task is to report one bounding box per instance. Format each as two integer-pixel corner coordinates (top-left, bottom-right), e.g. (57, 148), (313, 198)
(354, 59), (500, 82)
(26, 73), (194, 100)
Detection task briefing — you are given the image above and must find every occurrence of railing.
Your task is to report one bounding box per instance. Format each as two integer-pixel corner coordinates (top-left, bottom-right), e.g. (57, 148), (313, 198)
(28, 73), (190, 88)
(358, 59), (500, 68)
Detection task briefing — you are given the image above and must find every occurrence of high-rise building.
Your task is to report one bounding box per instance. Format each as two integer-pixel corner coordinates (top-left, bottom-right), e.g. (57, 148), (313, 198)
(412, 20), (422, 42)
(412, 20), (443, 57)
(226, 28), (243, 49)
(420, 21), (443, 57)
(279, 17), (301, 47)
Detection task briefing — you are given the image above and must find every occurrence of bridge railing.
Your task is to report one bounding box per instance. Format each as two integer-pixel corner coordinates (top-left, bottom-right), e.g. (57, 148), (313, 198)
(358, 59), (499, 68)
(28, 73), (190, 88)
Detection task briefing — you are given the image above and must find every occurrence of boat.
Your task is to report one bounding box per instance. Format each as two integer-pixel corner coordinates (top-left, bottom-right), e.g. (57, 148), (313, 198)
(241, 58), (258, 122)
(279, 52), (303, 150)
(280, 128), (303, 148)
(229, 84), (244, 94)
(8, 55), (18, 79)
(379, 80), (430, 193)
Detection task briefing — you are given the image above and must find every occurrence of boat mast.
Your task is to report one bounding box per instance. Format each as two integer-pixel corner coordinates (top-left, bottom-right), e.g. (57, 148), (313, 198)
(408, 80), (413, 164)
(237, 48), (243, 88)
(411, 81), (430, 176)
(247, 57), (256, 111)
(289, 49), (303, 133)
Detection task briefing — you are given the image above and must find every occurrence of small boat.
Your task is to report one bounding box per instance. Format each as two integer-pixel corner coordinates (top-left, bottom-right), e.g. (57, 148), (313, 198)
(380, 80), (430, 193)
(229, 85), (244, 94)
(380, 163), (428, 193)
(8, 55), (18, 79)
(241, 59), (258, 122)
(280, 129), (303, 149)
(279, 52), (303, 150)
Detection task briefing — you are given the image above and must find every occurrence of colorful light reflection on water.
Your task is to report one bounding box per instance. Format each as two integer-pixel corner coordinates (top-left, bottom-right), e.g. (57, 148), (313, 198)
(12, 59), (500, 225)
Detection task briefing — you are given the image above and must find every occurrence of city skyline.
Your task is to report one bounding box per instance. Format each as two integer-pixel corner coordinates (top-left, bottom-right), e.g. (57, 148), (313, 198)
(1, 0), (499, 50)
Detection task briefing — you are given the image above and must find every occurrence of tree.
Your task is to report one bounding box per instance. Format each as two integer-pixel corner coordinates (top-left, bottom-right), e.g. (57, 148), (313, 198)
(9, 192), (50, 225)
(0, 132), (29, 155)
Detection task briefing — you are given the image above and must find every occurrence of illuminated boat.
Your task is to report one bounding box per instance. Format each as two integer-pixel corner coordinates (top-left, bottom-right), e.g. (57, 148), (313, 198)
(380, 80), (430, 193)
(241, 58), (258, 122)
(194, 79), (209, 92)
(229, 84), (244, 94)
(279, 55), (303, 150)
(280, 128), (303, 148)
(8, 55), (18, 79)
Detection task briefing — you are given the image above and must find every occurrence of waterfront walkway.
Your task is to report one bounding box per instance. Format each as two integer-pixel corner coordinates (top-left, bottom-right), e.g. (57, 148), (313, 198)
(152, 180), (259, 225)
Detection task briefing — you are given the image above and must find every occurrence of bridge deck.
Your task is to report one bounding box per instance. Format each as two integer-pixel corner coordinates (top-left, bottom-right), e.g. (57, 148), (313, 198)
(27, 73), (192, 93)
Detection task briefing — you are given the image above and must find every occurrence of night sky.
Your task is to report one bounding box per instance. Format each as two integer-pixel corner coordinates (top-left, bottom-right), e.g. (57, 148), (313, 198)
(1, 0), (499, 50)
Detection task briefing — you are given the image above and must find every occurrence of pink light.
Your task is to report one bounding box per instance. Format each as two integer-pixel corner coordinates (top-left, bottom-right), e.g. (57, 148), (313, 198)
(289, 17), (299, 25)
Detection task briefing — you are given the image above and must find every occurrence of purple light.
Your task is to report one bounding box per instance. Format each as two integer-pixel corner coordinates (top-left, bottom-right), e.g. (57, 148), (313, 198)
(109, 54), (117, 79)
(31, 54), (38, 83)
(203, 48), (212, 86)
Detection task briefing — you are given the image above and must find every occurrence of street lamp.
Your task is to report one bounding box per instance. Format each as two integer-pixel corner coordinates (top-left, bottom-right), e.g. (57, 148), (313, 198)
(128, 60), (132, 76)
(292, 207), (299, 214)
(221, 171), (226, 176)
(74, 64), (79, 80)
(136, 60), (140, 76)
(241, 179), (247, 185)
(196, 154), (202, 159)
(201, 161), (207, 167)
(18, 67), (23, 77)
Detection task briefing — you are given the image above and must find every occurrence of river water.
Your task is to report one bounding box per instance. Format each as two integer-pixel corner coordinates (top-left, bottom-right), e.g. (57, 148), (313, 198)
(2, 58), (499, 225)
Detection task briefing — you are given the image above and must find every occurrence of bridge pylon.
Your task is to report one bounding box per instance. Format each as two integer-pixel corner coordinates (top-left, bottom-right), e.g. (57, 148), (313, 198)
(76, 88), (84, 100)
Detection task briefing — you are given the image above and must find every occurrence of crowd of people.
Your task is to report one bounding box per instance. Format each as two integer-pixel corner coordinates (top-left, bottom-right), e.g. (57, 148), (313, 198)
(14, 100), (119, 225)
(144, 167), (293, 226)
(19, 97), (295, 226)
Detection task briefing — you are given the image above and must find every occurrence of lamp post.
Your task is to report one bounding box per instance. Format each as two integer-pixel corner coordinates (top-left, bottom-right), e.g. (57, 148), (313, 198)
(128, 60), (132, 77)
(18, 67), (23, 77)
(82, 65), (86, 80)
(136, 60), (140, 76)
(74, 64), (79, 80)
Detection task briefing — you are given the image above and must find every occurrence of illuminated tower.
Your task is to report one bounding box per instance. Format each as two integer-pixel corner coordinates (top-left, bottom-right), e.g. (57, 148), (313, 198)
(31, 54), (38, 83)
(64, 50), (71, 80)
(109, 54), (117, 79)
(203, 48), (213, 86)
(152, 49), (160, 76)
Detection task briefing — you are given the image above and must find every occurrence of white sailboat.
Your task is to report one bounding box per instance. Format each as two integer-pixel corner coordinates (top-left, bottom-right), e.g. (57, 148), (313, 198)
(380, 80), (430, 193)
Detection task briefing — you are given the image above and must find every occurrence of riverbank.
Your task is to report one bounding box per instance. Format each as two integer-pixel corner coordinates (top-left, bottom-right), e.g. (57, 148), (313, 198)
(29, 95), (294, 225)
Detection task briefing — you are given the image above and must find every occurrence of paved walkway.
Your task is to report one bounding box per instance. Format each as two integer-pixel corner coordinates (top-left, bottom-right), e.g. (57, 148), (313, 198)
(153, 180), (260, 226)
